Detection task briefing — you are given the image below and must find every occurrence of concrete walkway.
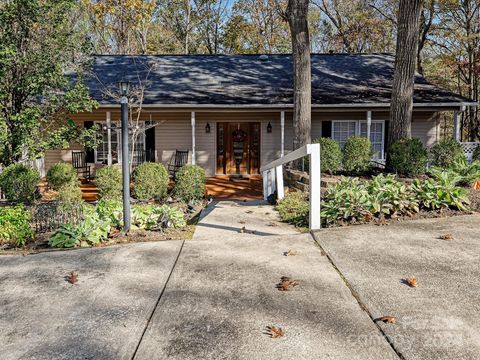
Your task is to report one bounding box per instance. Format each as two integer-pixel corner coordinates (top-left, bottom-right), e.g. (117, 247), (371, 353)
(134, 201), (397, 360)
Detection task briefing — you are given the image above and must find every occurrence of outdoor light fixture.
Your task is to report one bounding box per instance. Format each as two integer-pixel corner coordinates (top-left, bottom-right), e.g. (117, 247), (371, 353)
(119, 80), (130, 96)
(205, 122), (211, 133)
(267, 122), (273, 133)
(119, 80), (131, 232)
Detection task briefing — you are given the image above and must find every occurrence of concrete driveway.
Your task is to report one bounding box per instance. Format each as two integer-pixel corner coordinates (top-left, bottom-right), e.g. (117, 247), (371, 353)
(313, 214), (480, 360)
(0, 241), (183, 360)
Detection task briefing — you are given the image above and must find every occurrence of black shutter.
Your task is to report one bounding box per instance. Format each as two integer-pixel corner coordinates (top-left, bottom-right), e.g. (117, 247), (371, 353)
(84, 121), (95, 163)
(384, 120), (390, 155)
(322, 121), (332, 138)
(145, 122), (155, 162)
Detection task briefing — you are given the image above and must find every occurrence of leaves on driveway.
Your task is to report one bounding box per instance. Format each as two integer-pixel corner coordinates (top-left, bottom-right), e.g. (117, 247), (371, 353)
(283, 249), (298, 256)
(276, 276), (299, 291)
(67, 271), (78, 285)
(264, 326), (285, 338)
(402, 276), (418, 288)
(375, 316), (397, 324)
(439, 233), (454, 240)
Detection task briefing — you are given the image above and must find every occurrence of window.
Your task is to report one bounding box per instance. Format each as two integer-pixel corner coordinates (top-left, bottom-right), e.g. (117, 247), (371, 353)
(360, 121), (385, 160)
(332, 120), (385, 161)
(332, 121), (357, 149)
(94, 121), (145, 164)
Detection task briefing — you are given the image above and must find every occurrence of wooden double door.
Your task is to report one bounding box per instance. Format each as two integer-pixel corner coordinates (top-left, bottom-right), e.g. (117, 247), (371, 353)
(216, 122), (261, 175)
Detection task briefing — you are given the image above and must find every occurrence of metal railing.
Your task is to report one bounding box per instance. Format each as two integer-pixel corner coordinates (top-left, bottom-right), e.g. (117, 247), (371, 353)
(260, 144), (321, 230)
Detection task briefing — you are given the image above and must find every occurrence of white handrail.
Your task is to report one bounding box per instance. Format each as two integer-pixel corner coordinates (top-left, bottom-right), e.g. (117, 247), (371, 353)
(261, 143), (321, 230)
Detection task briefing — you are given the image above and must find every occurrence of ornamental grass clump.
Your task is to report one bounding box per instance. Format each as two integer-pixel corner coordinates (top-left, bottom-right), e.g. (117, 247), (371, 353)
(133, 162), (169, 201)
(174, 165), (206, 203)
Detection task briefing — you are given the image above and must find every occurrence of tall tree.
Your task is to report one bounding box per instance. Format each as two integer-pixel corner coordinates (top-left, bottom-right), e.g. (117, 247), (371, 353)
(284, 0), (311, 150)
(388, 0), (423, 156)
(0, 0), (97, 166)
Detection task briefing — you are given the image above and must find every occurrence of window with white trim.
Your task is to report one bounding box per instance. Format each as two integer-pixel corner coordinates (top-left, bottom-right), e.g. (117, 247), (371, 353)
(332, 120), (385, 161)
(94, 121), (145, 164)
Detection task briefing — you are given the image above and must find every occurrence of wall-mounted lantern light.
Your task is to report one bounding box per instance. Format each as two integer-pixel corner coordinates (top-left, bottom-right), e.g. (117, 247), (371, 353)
(267, 122), (273, 133)
(205, 122), (211, 133)
(119, 80), (130, 97)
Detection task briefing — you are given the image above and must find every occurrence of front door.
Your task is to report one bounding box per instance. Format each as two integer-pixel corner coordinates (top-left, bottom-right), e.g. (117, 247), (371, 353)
(216, 122), (260, 175)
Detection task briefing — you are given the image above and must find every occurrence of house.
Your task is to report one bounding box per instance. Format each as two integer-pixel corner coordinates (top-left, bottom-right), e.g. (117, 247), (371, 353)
(45, 54), (476, 177)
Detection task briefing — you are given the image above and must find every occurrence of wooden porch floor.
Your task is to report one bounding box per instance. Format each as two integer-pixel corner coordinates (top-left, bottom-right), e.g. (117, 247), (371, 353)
(72, 176), (263, 203)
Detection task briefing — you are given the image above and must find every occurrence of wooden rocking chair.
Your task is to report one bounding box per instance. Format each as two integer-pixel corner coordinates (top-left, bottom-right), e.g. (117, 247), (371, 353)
(72, 151), (91, 180)
(168, 150), (189, 178)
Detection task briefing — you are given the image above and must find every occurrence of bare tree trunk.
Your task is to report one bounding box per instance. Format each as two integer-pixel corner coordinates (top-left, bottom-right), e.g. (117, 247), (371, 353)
(286, 0), (311, 153)
(388, 0), (422, 157)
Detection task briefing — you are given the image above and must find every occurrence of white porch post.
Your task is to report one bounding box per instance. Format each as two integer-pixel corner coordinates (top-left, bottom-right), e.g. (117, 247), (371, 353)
(453, 110), (461, 141)
(106, 111), (112, 166)
(280, 111), (285, 157)
(191, 111), (196, 165)
(366, 110), (372, 140)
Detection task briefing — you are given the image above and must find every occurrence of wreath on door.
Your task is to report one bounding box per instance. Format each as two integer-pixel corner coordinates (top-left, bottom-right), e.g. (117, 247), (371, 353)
(232, 128), (247, 142)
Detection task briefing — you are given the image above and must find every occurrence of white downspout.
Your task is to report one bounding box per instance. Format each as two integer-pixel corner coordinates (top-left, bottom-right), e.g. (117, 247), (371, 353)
(191, 111), (196, 165)
(106, 111), (112, 166)
(366, 110), (372, 141)
(280, 111), (285, 157)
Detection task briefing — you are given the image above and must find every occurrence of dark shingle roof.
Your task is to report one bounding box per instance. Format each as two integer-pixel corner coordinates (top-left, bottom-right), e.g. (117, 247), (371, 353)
(84, 54), (472, 107)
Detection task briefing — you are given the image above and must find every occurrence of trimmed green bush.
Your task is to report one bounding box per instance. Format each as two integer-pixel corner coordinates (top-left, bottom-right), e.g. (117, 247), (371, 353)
(133, 162), (169, 201)
(472, 145), (480, 162)
(276, 191), (309, 227)
(56, 182), (84, 211)
(0, 164), (40, 203)
(389, 138), (428, 176)
(94, 166), (122, 200)
(342, 136), (372, 174)
(174, 165), (206, 203)
(0, 205), (34, 247)
(430, 139), (465, 168)
(312, 137), (341, 174)
(47, 162), (78, 190)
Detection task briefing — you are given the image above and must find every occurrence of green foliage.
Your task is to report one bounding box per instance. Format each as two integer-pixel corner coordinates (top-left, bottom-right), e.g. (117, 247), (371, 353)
(312, 137), (341, 174)
(55, 182), (84, 211)
(276, 191), (309, 227)
(47, 162), (78, 190)
(0, 205), (34, 247)
(0, 164), (40, 203)
(0, 0), (97, 165)
(473, 146), (480, 162)
(49, 200), (186, 248)
(133, 162), (169, 201)
(389, 138), (428, 176)
(174, 165), (206, 203)
(430, 139), (465, 169)
(342, 136), (372, 174)
(412, 172), (470, 211)
(429, 158), (480, 187)
(95, 166), (122, 200)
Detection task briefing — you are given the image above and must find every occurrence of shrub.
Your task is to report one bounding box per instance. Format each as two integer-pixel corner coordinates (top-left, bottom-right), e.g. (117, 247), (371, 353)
(276, 191), (309, 227)
(174, 165), (206, 203)
(56, 182), (84, 211)
(342, 136), (372, 174)
(430, 139), (465, 168)
(133, 162), (169, 201)
(0, 164), (40, 203)
(312, 137), (341, 174)
(429, 157), (480, 187)
(0, 205), (34, 247)
(473, 145), (480, 162)
(47, 162), (78, 190)
(95, 166), (122, 200)
(389, 138), (428, 176)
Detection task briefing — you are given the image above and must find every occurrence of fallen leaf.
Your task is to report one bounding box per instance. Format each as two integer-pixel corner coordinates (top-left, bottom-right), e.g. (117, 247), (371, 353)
(439, 233), (454, 241)
(283, 249), (298, 256)
(245, 210), (253, 214)
(238, 220), (246, 224)
(67, 271), (78, 285)
(264, 326), (284, 338)
(364, 213), (374, 222)
(472, 180), (480, 190)
(375, 216), (389, 226)
(376, 316), (397, 324)
(403, 276), (418, 288)
(276, 276), (299, 291)
(239, 226), (246, 233)
(267, 222), (278, 227)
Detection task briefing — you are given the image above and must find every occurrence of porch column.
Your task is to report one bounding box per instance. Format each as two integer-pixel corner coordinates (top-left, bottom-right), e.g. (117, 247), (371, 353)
(191, 111), (196, 165)
(453, 110), (461, 141)
(366, 110), (372, 140)
(280, 111), (285, 157)
(106, 111), (112, 166)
